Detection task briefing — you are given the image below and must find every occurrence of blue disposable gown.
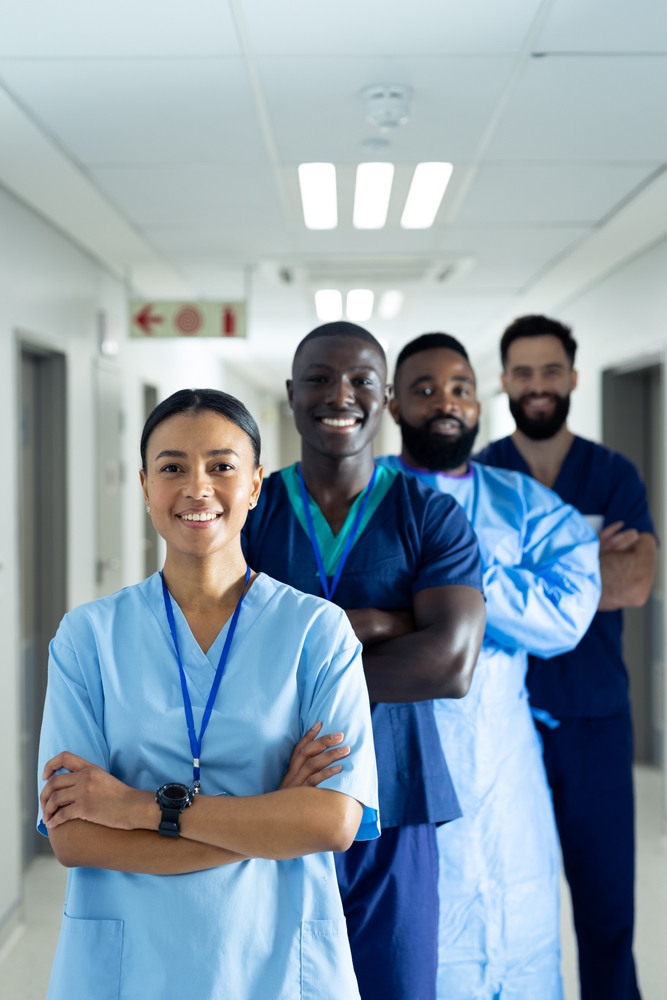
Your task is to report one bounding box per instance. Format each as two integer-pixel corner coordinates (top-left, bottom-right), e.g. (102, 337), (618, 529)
(379, 457), (601, 1000)
(38, 572), (379, 1000)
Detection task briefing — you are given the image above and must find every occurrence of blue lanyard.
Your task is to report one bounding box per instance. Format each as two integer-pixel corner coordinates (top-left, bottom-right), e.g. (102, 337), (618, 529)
(297, 463), (377, 602)
(161, 566), (250, 793)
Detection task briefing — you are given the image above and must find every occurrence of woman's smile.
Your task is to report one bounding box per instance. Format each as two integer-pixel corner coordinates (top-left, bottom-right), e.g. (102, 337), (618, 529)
(176, 508), (223, 526)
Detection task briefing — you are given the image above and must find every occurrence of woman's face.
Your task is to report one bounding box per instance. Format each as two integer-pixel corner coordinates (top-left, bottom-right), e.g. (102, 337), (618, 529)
(140, 410), (263, 560)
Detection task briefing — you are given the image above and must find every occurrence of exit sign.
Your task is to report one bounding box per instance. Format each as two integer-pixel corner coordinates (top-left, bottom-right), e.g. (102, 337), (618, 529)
(130, 300), (246, 339)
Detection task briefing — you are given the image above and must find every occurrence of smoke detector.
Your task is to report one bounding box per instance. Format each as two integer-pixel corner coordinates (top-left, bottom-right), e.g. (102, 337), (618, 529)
(362, 84), (411, 130)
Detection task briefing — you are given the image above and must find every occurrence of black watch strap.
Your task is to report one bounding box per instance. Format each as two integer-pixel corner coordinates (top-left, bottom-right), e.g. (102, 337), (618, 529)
(158, 805), (182, 837)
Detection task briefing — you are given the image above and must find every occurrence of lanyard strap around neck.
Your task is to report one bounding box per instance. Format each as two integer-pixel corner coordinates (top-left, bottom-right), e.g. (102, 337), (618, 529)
(161, 565), (250, 792)
(297, 464), (377, 602)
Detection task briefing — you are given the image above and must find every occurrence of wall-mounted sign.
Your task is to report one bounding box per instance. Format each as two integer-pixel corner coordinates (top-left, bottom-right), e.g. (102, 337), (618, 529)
(129, 300), (246, 339)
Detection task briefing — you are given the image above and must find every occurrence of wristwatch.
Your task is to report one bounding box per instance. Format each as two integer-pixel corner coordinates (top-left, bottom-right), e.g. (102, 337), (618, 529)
(155, 782), (194, 837)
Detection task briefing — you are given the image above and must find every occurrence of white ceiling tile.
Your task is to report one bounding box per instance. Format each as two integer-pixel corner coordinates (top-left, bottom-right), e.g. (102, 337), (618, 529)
(458, 162), (657, 224)
(92, 163), (282, 228)
(243, 0), (543, 55)
(537, 0), (667, 53)
(0, 59), (265, 166)
(257, 56), (514, 162)
(486, 56), (667, 161)
(0, 0), (240, 58)
(439, 225), (591, 289)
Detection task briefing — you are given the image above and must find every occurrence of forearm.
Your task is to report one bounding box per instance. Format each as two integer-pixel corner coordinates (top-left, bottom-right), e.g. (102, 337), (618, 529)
(49, 819), (246, 873)
(178, 788), (361, 858)
(599, 540), (656, 611)
(363, 624), (482, 702)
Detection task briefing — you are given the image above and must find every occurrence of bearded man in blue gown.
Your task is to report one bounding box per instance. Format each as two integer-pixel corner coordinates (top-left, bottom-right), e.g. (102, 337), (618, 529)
(380, 333), (601, 1000)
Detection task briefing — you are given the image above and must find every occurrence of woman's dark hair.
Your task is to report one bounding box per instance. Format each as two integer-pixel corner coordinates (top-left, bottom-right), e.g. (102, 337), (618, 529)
(140, 388), (261, 471)
(500, 314), (577, 368)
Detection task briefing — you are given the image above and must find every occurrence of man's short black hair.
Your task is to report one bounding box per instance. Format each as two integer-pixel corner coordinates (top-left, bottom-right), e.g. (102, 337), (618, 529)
(500, 315), (577, 368)
(294, 321), (386, 367)
(394, 333), (469, 382)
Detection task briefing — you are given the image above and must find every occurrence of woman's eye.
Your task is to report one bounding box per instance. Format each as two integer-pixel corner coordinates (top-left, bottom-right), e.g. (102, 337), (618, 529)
(161, 464), (180, 473)
(213, 464), (233, 472)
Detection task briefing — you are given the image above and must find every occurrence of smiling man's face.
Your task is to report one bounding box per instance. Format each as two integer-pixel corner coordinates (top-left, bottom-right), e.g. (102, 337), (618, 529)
(501, 334), (577, 440)
(287, 335), (388, 460)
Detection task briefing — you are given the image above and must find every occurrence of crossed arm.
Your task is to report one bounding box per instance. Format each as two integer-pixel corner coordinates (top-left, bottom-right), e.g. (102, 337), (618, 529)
(42, 725), (361, 875)
(598, 523), (656, 612)
(347, 584), (485, 703)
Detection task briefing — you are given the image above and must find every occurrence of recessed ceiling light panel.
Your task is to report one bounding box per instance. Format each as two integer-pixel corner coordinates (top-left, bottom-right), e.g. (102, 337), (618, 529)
(378, 290), (404, 319)
(353, 163), (395, 230)
(346, 289), (374, 323)
(298, 163), (338, 230)
(401, 162), (453, 229)
(315, 289), (343, 321)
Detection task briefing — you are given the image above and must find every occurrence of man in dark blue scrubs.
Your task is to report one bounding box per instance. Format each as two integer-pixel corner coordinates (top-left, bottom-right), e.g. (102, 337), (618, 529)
(477, 314), (657, 1000)
(243, 321), (485, 1000)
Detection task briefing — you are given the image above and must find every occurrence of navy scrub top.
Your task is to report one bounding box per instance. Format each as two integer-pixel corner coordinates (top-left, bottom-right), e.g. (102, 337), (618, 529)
(243, 467), (484, 827)
(476, 435), (655, 717)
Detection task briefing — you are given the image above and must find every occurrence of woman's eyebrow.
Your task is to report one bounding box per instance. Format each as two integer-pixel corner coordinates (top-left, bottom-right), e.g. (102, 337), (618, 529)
(154, 448), (240, 460)
(207, 448), (239, 458)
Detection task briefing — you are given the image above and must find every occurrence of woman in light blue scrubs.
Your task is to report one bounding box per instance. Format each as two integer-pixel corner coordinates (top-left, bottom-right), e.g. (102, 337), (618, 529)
(38, 388), (379, 1000)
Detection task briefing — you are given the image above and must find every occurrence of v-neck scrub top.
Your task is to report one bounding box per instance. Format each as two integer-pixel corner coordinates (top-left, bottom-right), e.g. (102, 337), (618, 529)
(38, 572), (379, 1000)
(243, 466), (484, 828)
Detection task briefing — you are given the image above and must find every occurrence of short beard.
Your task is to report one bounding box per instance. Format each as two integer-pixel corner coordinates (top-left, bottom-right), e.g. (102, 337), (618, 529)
(509, 393), (570, 441)
(399, 416), (479, 472)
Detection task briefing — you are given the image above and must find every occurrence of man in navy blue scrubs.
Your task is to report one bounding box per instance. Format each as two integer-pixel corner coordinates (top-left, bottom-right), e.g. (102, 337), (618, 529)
(243, 321), (485, 1000)
(477, 314), (657, 1000)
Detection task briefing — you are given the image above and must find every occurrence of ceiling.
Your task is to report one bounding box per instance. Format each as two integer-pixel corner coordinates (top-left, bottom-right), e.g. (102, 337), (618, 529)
(0, 0), (666, 390)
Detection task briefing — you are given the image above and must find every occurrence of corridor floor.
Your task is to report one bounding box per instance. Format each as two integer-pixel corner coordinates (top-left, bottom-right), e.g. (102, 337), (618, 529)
(0, 766), (665, 999)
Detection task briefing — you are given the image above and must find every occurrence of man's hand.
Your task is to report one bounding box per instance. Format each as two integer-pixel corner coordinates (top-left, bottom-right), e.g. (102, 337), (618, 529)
(279, 722), (350, 789)
(598, 528), (656, 611)
(41, 752), (156, 832)
(346, 608), (416, 645)
(599, 521), (640, 553)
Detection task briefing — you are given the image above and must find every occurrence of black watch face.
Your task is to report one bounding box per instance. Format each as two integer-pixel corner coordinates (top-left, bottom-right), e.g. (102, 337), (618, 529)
(162, 783), (191, 805)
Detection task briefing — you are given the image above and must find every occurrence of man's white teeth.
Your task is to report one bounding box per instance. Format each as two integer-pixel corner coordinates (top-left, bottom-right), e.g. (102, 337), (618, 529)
(321, 418), (357, 427)
(181, 512), (219, 521)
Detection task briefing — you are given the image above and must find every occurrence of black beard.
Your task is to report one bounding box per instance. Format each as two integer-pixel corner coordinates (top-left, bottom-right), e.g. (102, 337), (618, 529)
(509, 393), (570, 441)
(399, 415), (479, 472)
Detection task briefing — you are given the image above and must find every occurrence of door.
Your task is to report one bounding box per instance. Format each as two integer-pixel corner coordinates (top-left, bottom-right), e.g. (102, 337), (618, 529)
(96, 361), (123, 597)
(603, 363), (664, 764)
(19, 347), (67, 864)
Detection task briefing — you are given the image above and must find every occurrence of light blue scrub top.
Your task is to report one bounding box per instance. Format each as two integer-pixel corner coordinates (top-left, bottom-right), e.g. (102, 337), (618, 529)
(38, 572), (379, 1000)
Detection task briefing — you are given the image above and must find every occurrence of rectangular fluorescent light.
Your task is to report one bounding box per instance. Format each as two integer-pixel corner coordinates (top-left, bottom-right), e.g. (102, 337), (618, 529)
(298, 163), (338, 229)
(315, 289), (343, 322)
(353, 162), (394, 229)
(401, 162), (453, 229)
(378, 290), (404, 319)
(346, 289), (374, 323)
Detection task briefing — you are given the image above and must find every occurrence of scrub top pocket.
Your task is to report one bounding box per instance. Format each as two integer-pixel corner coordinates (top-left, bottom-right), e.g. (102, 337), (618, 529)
(300, 918), (359, 1000)
(47, 914), (123, 1000)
